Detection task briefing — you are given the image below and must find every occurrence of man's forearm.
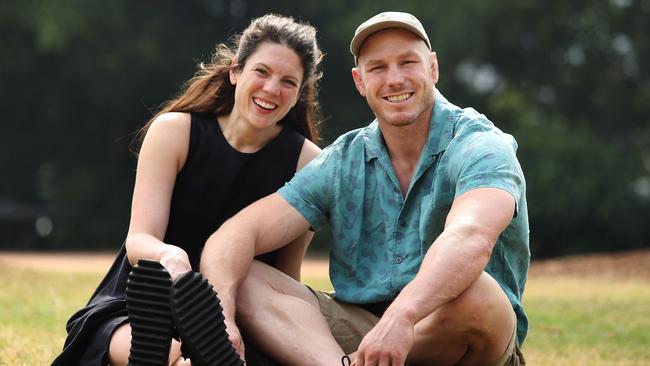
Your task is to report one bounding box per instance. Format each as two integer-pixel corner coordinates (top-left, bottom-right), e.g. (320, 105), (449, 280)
(386, 188), (515, 325)
(387, 226), (493, 325)
(199, 193), (313, 320)
(200, 218), (258, 320)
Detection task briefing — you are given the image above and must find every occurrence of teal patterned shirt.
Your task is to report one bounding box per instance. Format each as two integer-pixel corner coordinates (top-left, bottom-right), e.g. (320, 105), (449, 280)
(278, 91), (530, 344)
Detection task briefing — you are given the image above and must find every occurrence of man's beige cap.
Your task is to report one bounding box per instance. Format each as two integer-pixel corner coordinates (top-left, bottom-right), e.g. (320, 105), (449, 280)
(350, 11), (431, 63)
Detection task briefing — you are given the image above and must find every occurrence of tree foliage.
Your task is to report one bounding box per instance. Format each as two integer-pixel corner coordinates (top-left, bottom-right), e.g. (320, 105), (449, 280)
(1, 0), (649, 257)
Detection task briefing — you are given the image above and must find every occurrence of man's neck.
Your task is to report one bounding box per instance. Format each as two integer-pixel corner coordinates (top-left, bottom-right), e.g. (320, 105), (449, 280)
(380, 109), (433, 196)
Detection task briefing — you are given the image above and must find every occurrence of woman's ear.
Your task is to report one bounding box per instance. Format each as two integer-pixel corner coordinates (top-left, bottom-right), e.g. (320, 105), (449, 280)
(229, 60), (239, 85)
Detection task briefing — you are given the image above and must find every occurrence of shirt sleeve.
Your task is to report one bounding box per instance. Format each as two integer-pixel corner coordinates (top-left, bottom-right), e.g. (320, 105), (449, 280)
(278, 146), (337, 231)
(447, 129), (524, 213)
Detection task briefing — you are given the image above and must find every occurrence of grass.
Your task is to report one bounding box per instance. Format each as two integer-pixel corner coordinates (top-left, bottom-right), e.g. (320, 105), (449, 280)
(1, 267), (649, 365)
(522, 278), (650, 365)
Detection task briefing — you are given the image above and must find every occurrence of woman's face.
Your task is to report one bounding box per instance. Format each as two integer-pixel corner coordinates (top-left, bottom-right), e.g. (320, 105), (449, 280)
(230, 42), (304, 130)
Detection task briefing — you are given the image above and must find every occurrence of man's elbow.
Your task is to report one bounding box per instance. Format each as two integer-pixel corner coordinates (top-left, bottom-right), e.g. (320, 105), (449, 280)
(451, 222), (498, 261)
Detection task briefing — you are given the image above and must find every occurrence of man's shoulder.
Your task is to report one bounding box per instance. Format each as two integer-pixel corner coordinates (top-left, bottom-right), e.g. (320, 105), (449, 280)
(440, 103), (519, 162)
(454, 106), (494, 133)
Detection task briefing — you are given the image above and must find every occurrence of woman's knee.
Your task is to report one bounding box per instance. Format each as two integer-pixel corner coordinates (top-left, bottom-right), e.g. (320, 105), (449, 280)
(108, 322), (183, 366)
(108, 323), (131, 366)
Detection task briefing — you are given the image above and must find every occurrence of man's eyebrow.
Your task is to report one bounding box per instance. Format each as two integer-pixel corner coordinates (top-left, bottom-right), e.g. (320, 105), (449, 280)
(363, 59), (384, 68)
(362, 50), (423, 67)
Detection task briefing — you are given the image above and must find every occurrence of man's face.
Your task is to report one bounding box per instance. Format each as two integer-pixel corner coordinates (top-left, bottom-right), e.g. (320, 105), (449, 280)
(352, 29), (438, 128)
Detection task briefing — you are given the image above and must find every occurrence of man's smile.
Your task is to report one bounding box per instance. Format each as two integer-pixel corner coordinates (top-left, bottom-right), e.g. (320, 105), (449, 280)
(384, 92), (413, 103)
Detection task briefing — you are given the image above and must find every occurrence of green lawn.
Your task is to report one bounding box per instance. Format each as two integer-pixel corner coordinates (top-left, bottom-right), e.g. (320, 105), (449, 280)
(1, 266), (649, 365)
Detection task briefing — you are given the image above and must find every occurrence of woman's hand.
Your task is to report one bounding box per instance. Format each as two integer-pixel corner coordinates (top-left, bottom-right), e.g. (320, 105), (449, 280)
(159, 244), (192, 279)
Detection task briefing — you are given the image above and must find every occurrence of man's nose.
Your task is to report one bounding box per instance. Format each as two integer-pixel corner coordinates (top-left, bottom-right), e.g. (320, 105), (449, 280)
(385, 66), (404, 86)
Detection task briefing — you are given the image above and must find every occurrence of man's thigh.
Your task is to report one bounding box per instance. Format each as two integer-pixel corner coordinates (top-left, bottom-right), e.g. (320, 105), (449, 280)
(244, 260), (321, 308)
(309, 288), (380, 355)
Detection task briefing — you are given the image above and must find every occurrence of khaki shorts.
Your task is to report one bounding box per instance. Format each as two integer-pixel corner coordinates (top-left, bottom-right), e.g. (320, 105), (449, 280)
(309, 288), (525, 366)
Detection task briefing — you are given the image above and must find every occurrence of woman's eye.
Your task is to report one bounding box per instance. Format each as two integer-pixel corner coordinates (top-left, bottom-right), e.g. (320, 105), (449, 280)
(255, 68), (268, 76)
(283, 80), (298, 87)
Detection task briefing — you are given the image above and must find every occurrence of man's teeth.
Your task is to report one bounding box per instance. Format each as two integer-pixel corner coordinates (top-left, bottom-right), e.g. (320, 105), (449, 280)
(254, 98), (277, 110)
(386, 93), (412, 103)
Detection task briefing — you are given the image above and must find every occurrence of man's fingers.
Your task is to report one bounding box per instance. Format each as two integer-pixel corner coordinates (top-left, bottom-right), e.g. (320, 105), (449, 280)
(354, 351), (365, 366)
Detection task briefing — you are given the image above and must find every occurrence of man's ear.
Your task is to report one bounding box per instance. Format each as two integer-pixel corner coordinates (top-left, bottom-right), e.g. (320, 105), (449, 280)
(430, 52), (439, 85)
(351, 67), (367, 97)
(229, 60), (239, 85)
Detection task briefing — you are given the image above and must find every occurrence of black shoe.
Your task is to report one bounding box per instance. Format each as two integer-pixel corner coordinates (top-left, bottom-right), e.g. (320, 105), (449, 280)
(170, 271), (244, 366)
(125, 260), (174, 366)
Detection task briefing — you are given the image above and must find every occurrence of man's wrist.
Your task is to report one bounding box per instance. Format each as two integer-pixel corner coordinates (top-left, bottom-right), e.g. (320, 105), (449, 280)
(384, 301), (419, 327)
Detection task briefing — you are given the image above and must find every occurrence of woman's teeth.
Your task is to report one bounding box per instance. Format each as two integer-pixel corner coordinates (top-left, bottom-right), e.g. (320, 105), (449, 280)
(253, 98), (277, 110)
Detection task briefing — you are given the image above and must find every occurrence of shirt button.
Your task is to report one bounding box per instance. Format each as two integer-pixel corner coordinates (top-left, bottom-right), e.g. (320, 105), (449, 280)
(395, 255), (403, 264)
(399, 219), (406, 227)
(393, 186), (400, 193)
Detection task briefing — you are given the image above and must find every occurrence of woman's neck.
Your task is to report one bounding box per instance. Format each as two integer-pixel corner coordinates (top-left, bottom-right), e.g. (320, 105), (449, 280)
(217, 113), (283, 153)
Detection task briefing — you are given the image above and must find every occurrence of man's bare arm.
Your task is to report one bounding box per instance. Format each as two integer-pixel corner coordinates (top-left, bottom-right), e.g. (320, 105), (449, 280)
(355, 187), (515, 365)
(391, 187), (515, 324)
(199, 192), (311, 332)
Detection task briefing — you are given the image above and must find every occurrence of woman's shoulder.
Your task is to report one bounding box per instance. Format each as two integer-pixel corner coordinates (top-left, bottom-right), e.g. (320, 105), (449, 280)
(149, 112), (192, 132)
(296, 138), (321, 171)
(144, 112), (192, 148)
(140, 112), (192, 168)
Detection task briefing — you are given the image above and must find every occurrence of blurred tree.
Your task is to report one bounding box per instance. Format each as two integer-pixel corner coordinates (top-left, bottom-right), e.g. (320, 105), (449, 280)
(1, 0), (648, 257)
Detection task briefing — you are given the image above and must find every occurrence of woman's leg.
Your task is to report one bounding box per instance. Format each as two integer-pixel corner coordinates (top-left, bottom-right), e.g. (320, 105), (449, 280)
(108, 323), (187, 366)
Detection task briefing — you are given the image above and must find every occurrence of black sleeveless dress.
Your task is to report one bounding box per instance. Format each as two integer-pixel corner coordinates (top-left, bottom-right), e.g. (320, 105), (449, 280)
(52, 113), (305, 365)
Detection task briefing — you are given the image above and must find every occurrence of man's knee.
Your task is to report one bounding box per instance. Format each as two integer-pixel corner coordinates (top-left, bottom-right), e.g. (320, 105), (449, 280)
(422, 272), (512, 335)
(236, 261), (271, 317)
(236, 260), (311, 314)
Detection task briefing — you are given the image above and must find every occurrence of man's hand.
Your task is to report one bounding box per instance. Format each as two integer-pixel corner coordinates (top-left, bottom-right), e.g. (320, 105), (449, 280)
(225, 316), (246, 363)
(353, 310), (415, 366)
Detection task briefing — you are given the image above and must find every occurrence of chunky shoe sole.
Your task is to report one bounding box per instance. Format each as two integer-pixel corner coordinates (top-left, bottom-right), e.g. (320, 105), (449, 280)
(170, 271), (243, 366)
(125, 260), (174, 366)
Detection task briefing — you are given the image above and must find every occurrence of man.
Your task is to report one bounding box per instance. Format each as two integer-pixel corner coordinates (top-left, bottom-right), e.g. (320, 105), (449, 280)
(201, 11), (529, 366)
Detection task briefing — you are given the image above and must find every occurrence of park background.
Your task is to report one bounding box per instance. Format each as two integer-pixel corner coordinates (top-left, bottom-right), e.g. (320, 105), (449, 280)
(1, 0), (650, 365)
(3, 0), (650, 257)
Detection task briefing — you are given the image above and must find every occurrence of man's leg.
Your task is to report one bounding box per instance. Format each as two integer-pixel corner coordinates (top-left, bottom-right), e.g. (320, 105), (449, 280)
(235, 261), (346, 366)
(408, 272), (516, 366)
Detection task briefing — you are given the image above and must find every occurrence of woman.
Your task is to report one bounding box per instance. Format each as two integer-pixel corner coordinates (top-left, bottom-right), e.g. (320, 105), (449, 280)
(52, 14), (323, 366)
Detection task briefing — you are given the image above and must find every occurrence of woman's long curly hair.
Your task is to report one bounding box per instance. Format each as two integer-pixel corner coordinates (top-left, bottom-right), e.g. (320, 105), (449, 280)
(136, 14), (323, 148)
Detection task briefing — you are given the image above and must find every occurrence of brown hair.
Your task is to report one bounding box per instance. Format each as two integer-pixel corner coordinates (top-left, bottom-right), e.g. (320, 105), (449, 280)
(135, 14), (323, 149)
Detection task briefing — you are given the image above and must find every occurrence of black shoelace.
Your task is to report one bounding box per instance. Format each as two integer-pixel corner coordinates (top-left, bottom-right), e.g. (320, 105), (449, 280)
(341, 355), (352, 366)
